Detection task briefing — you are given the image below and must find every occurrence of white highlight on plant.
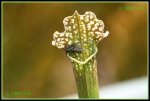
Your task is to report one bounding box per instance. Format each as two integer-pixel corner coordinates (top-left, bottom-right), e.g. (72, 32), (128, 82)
(71, 19), (75, 24)
(74, 30), (77, 34)
(85, 11), (89, 15)
(63, 20), (68, 26)
(90, 47), (93, 51)
(87, 25), (91, 31)
(69, 34), (73, 39)
(73, 25), (76, 29)
(52, 41), (56, 46)
(59, 33), (64, 37)
(90, 14), (94, 19)
(80, 16), (84, 20)
(99, 27), (103, 31)
(61, 38), (64, 41)
(58, 45), (65, 48)
(52, 10), (109, 49)
(65, 38), (69, 41)
(104, 31), (109, 38)
(95, 23), (99, 27)
(68, 26), (71, 31)
(68, 40), (72, 45)
(89, 21), (94, 25)
(75, 40), (79, 43)
(95, 32), (101, 35)
(84, 38), (87, 42)
(57, 38), (61, 42)
(65, 32), (69, 37)
(75, 64), (78, 67)
(64, 17), (69, 22)
(59, 41), (65, 44)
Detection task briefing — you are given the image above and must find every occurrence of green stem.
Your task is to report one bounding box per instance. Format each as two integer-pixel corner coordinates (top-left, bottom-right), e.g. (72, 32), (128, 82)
(72, 57), (99, 98)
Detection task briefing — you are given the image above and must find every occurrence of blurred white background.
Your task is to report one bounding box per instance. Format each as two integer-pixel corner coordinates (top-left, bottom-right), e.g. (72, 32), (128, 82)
(64, 76), (148, 99)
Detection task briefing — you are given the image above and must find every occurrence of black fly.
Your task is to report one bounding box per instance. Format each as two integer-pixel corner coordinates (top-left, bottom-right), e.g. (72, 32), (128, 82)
(66, 43), (83, 54)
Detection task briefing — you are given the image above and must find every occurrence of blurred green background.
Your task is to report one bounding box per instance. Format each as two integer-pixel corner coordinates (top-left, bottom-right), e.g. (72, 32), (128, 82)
(2, 2), (147, 98)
